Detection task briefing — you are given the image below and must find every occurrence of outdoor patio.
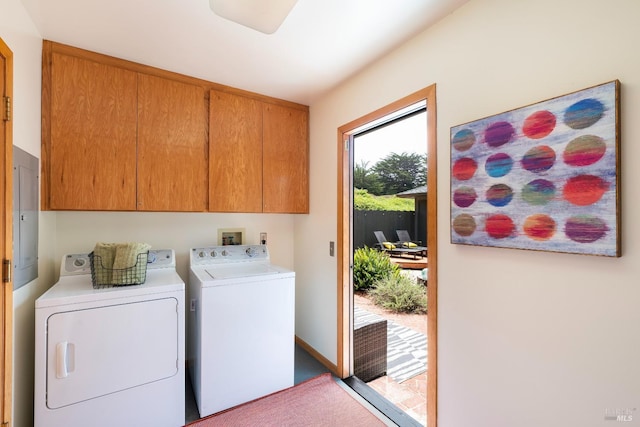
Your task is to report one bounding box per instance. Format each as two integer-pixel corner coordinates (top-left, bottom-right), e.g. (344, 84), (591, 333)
(370, 372), (427, 426)
(354, 292), (427, 426)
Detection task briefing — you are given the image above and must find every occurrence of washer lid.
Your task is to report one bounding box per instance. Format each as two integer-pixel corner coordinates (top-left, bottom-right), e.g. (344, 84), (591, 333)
(204, 264), (281, 280)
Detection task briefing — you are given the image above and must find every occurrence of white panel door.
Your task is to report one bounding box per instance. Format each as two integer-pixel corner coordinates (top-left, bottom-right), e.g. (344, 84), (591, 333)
(46, 298), (178, 409)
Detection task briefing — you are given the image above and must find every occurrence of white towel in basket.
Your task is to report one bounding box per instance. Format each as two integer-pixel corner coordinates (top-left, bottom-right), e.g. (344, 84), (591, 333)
(112, 242), (151, 285)
(93, 242), (117, 285)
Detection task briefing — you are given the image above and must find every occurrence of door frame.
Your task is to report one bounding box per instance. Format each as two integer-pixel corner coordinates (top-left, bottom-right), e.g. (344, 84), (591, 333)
(0, 36), (14, 427)
(337, 85), (437, 426)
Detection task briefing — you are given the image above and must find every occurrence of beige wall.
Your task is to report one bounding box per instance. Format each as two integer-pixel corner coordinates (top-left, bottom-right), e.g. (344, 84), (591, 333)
(299, 0), (640, 425)
(54, 212), (296, 281)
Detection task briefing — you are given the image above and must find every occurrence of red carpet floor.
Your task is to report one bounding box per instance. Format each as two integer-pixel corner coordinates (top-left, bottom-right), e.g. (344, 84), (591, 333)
(186, 373), (388, 426)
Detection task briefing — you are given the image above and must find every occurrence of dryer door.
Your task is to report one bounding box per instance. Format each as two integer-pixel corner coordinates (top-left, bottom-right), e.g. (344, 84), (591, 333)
(46, 298), (178, 409)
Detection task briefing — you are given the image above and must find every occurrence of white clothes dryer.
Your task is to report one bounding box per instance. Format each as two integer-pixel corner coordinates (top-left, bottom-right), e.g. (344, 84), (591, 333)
(35, 249), (185, 427)
(188, 244), (295, 418)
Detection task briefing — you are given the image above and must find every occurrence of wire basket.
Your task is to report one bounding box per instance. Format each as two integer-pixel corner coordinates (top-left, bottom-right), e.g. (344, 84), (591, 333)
(89, 252), (149, 288)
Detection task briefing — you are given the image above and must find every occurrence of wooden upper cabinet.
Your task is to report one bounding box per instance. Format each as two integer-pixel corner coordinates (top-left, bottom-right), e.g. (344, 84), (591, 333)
(42, 41), (309, 213)
(209, 92), (309, 214)
(137, 74), (207, 211)
(209, 90), (262, 212)
(262, 103), (309, 213)
(48, 52), (137, 210)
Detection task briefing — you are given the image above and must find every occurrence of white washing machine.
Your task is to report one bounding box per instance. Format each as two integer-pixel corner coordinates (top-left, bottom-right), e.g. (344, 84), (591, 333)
(188, 244), (295, 418)
(35, 249), (185, 427)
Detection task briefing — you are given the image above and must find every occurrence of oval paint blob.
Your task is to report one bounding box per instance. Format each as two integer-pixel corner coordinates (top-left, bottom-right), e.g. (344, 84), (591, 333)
(485, 214), (515, 239)
(452, 214), (477, 237)
(521, 145), (556, 173)
(563, 175), (609, 206)
(523, 110), (556, 139)
(452, 157), (478, 181)
(523, 214), (556, 241)
(485, 153), (514, 178)
(563, 135), (606, 167)
(521, 179), (556, 206)
(564, 98), (605, 129)
(486, 184), (514, 207)
(452, 128), (476, 152)
(565, 215), (608, 243)
(484, 121), (515, 148)
(453, 187), (477, 208)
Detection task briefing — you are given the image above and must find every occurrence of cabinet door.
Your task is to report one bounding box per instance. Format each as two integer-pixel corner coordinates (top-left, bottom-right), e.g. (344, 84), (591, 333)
(137, 74), (207, 211)
(209, 91), (262, 212)
(49, 53), (137, 210)
(262, 104), (309, 213)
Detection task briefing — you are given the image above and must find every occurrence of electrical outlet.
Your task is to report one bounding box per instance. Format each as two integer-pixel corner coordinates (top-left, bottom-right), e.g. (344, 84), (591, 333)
(260, 232), (267, 245)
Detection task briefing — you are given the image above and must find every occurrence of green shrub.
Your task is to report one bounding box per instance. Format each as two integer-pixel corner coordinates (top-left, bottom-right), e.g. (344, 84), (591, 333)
(369, 274), (427, 314)
(353, 247), (400, 291)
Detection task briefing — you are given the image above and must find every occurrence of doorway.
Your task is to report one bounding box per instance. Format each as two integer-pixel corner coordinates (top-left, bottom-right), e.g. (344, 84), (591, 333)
(1, 36), (14, 427)
(337, 85), (437, 427)
(352, 102), (427, 424)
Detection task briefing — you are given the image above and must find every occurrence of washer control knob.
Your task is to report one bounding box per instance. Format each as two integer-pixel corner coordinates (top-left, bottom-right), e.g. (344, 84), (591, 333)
(198, 251), (206, 258)
(245, 247), (256, 257)
(210, 250), (217, 258)
(221, 250), (228, 257)
(73, 258), (86, 267)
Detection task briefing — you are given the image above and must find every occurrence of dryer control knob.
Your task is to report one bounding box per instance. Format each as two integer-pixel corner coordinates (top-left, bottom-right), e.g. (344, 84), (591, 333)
(245, 248), (256, 257)
(198, 251), (206, 258)
(73, 258), (86, 267)
(210, 250), (217, 258)
(221, 250), (228, 257)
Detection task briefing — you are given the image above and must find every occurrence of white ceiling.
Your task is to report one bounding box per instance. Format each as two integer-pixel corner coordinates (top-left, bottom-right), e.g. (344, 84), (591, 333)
(21, 0), (468, 105)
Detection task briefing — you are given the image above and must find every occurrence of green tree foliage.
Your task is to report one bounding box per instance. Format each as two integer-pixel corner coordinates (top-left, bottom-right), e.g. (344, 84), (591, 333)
(372, 152), (426, 195)
(353, 189), (414, 211)
(353, 160), (383, 195)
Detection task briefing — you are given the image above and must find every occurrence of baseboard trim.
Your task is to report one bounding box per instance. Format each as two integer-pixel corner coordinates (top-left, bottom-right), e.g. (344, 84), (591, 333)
(294, 336), (339, 375)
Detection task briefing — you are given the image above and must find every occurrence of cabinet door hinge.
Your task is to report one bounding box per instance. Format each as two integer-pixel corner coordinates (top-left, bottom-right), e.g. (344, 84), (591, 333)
(3, 96), (11, 122)
(2, 259), (11, 283)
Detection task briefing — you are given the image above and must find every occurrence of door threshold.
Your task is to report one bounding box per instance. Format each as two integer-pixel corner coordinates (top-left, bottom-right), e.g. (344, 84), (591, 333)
(343, 376), (423, 427)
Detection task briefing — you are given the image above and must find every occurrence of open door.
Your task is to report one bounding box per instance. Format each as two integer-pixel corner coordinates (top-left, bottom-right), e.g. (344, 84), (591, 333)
(0, 36), (14, 427)
(337, 85), (437, 426)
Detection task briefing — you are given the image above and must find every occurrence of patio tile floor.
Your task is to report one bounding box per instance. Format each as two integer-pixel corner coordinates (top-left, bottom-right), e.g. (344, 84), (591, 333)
(369, 372), (427, 426)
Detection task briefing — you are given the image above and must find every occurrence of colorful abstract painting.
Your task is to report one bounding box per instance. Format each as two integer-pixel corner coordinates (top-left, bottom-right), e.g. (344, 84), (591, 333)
(450, 81), (620, 256)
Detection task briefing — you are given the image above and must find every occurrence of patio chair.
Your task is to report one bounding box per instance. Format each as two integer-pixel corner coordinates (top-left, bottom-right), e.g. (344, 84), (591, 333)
(373, 231), (396, 251)
(373, 231), (423, 259)
(396, 230), (427, 256)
